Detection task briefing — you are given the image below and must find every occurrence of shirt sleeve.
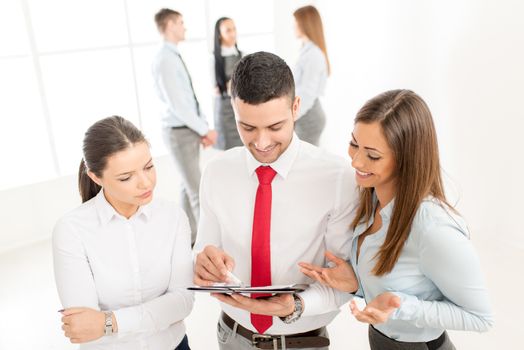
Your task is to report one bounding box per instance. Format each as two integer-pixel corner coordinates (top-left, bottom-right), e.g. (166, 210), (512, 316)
(294, 49), (327, 119)
(300, 166), (358, 316)
(390, 220), (494, 332)
(53, 219), (100, 310)
(113, 208), (195, 335)
(193, 163), (223, 253)
(156, 54), (209, 136)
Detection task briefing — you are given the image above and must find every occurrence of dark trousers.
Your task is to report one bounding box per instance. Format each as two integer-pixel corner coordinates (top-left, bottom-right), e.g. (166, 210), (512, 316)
(175, 335), (191, 350)
(368, 326), (455, 350)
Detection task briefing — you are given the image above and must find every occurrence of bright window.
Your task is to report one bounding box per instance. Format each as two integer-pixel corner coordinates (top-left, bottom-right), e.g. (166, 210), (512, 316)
(0, 0), (276, 190)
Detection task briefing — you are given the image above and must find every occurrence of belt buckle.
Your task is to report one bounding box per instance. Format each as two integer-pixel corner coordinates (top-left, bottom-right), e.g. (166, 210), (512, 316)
(252, 333), (278, 349)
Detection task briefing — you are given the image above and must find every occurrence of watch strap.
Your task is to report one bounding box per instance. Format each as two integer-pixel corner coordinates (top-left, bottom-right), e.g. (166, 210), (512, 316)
(103, 311), (113, 336)
(280, 294), (304, 324)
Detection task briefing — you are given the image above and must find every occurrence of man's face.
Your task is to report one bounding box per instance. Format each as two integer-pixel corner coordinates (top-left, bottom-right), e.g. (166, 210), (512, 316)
(232, 95), (300, 163)
(169, 15), (186, 42)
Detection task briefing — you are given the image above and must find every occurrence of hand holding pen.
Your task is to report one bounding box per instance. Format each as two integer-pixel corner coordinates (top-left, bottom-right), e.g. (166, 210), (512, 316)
(194, 245), (236, 286)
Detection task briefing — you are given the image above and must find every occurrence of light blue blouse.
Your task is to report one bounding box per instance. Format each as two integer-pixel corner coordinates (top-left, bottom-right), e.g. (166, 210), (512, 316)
(351, 196), (494, 342)
(293, 41), (328, 118)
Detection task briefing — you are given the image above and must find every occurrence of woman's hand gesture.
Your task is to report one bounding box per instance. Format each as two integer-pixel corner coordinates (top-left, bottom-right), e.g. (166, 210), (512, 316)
(299, 251), (358, 293)
(350, 292), (401, 325)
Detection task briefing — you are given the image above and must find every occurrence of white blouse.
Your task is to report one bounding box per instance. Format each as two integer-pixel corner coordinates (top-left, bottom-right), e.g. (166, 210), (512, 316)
(53, 190), (194, 350)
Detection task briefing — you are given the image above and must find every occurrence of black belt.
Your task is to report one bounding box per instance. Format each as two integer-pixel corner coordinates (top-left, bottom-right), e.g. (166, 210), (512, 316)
(426, 331), (447, 350)
(171, 126), (189, 130)
(371, 325), (447, 350)
(221, 312), (330, 349)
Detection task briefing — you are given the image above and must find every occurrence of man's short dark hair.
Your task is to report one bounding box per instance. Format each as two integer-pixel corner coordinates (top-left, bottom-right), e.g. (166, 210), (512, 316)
(230, 51), (295, 105)
(154, 8), (181, 33)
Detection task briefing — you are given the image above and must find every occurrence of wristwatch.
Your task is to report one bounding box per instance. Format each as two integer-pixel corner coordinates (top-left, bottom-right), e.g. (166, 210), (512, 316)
(280, 294), (304, 324)
(103, 311), (113, 336)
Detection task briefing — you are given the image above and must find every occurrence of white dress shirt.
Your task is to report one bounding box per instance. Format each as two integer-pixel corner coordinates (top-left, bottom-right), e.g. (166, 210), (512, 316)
(194, 135), (358, 334)
(53, 190), (194, 350)
(293, 41), (328, 119)
(152, 41), (209, 136)
(352, 196), (493, 342)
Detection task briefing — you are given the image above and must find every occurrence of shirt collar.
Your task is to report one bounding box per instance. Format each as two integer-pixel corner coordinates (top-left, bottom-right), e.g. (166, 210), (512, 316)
(94, 190), (152, 226)
(164, 40), (180, 55)
(300, 40), (315, 54)
(354, 192), (395, 237)
(245, 133), (301, 180)
(373, 192), (395, 221)
(221, 45), (239, 56)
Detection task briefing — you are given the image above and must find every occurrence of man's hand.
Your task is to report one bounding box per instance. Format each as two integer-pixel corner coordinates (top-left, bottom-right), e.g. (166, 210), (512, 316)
(201, 130), (218, 148)
(212, 293), (296, 317)
(349, 292), (401, 325)
(194, 245), (235, 286)
(60, 307), (113, 343)
(298, 251), (358, 293)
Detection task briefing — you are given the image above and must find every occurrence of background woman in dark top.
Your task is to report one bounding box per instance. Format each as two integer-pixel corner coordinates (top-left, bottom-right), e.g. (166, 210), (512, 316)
(213, 17), (243, 150)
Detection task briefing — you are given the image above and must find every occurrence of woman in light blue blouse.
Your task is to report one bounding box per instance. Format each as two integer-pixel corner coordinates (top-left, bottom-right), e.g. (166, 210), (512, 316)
(300, 90), (493, 349)
(292, 5), (329, 146)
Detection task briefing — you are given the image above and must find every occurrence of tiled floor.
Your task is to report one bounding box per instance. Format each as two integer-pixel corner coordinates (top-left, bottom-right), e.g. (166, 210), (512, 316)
(0, 232), (520, 349)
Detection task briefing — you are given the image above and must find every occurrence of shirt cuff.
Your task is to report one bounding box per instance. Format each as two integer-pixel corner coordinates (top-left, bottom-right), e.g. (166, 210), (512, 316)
(298, 285), (352, 317)
(298, 286), (323, 317)
(390, 292), (421, 321)
(193, 122), (209, 137)
(113, 306), (143, 335)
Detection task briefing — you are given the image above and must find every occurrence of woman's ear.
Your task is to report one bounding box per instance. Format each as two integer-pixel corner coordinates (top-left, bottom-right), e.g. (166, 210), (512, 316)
(87, 171), (102, 187)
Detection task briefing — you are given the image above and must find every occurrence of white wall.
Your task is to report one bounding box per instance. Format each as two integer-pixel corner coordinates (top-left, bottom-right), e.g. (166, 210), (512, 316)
(301, 0), (524, 245)
(0, 154), (186, 254)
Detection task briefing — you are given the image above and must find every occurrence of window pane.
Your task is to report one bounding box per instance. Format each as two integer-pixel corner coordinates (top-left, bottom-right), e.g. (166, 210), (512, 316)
(132, 45), (169, 156)
(0, 58), (56, 190)
(127, 0), (207, 44)
(28, 0), (128, 52)
(40, 49), (140, 174)
(0, 0), (30, 56)
(209, 0), (274, 35)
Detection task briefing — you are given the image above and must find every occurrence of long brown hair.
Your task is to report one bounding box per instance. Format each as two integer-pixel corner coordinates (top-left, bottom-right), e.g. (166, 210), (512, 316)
(78, 116), (147, 203)
(351, 90), (453, 275)
(293, 5), (330, 75)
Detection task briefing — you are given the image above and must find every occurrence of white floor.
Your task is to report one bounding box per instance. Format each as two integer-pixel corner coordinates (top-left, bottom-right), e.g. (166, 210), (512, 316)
(0, 233), (520, 349)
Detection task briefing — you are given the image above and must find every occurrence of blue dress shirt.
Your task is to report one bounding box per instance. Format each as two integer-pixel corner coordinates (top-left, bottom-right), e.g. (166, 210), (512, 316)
(152, 41), (208, 136)
(351, 196), (494, 342)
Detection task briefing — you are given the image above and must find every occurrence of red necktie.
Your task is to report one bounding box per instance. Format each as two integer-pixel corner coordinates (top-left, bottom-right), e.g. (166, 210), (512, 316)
(251, 166), (277, 334)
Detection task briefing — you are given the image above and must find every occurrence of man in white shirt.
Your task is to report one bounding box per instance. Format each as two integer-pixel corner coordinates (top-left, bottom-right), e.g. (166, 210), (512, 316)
(152, 8), (217, 244)
(194, 52), (358, 349)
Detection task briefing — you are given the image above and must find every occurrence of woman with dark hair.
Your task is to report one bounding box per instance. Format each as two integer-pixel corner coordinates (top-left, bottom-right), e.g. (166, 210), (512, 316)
(53, 116), (193, 350)
(213, 17), (243, 150)
(292, 5), (329, 146)
(299, 90), (493, 349)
